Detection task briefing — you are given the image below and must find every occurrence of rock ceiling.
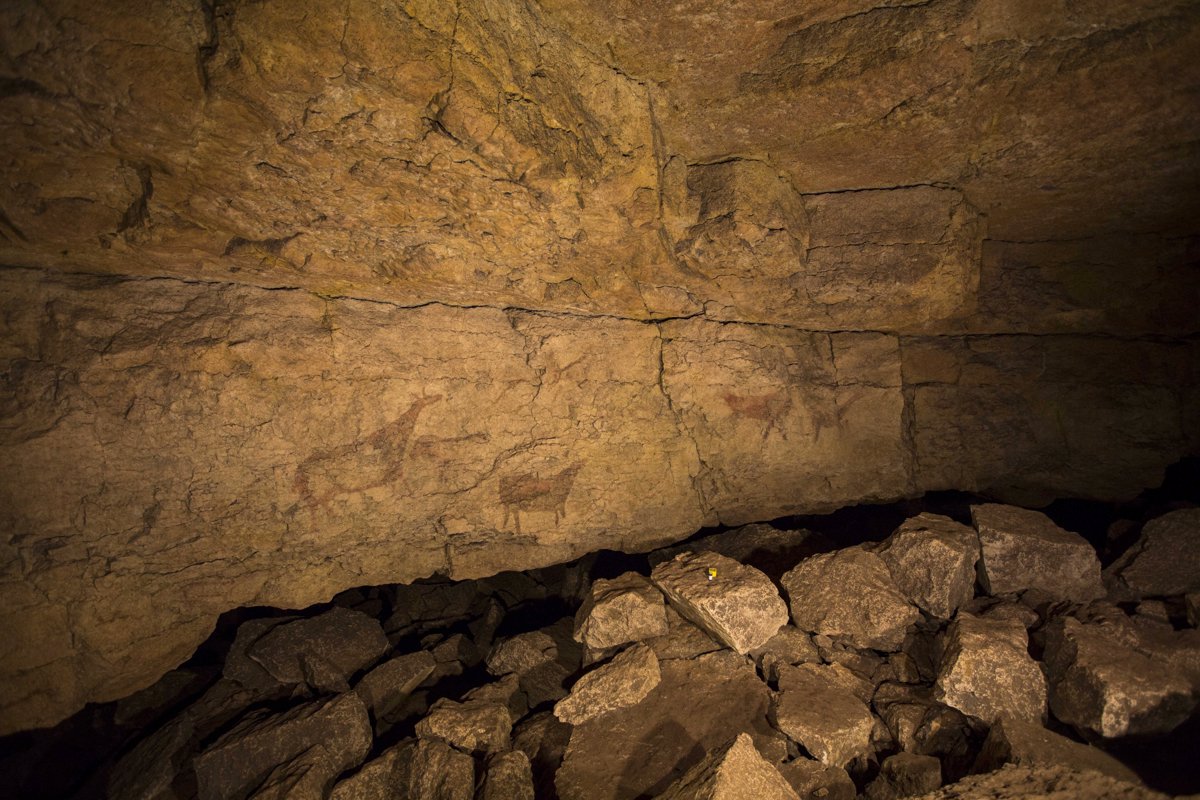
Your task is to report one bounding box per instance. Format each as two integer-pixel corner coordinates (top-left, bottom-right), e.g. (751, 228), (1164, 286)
(0, 0), (1197, 733)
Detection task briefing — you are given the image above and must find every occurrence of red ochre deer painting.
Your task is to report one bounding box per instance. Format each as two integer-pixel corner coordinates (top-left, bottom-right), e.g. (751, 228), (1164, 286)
(498, 462), (582, 534)
(723, 390), (792, 441)
(293, 395), (441, 512)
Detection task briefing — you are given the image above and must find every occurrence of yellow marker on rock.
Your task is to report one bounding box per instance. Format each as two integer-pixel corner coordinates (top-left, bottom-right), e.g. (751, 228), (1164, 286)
(706, 567), (717, 581)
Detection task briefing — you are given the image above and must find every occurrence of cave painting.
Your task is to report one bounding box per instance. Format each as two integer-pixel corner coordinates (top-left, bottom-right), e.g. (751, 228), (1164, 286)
(499, 462), (582, 534)
(293, 395), (441, 511)
(723, 391), (792, 441)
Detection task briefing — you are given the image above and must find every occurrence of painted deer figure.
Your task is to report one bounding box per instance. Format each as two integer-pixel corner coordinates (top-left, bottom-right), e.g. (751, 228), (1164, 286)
(723, 390), (792, 441)
(498, 462), (582, 534)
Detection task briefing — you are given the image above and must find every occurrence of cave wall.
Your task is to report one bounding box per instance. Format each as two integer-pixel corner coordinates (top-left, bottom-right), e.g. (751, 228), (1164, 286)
(1, 0), (1198, 734)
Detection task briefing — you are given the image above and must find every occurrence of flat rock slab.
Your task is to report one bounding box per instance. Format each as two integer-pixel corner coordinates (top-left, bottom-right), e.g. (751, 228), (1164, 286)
(574, 572), (669, 650)
(555, 650), (778, 800)
(415, 698), (513, 754)
(782, 546), (919, 652)
(934, 614), (1046, 726)
(555, 644), (661, 725)
(1044, 617), (1194, 738)
(974, 716), (1140, 785)
(194, 693), (372, 800)
(654, 732), (800, 800)
(248, 607), (390, 693)
(772, 663), (875, 768)
(877, 513), (979, 619)
(1105, 508), (1200, 598)
(651, 552), (788, 654)
(970, 505), (1103, 603)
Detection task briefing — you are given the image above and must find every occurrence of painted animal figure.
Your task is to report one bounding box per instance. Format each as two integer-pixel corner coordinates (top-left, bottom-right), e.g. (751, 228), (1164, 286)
(499, 462), (582, 534)
(293, 395), (440, 512)
(723, 391), (792, 441)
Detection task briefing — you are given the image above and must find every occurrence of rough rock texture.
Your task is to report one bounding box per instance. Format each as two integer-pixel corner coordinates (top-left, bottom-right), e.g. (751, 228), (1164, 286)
(973, 716), (1140, 785)
(655, 732), (800, 800)
(866, 753), (943, 800)
(934, 614), (1046, 726)
(415, 697), (513, 755)
(1043, 617), (1195, 738)
(1105, 508), (1200, 598)
(782, 547), (920, 651)
(480, 750), (536, 800)
(554, 643), (661, 725)
(1, 0), (1199, 735)
(354, 651), (437, 726)
(751, 626), (821, 683)
(878, 514), (980, 619)
(328, 742), (412, 800)
(556, 650), (777, 800)
(777, 759), (856, 800)
(487, 631), (559, 677)
(193, 693), (372, 800)
(912, 765), (1167, 800)
(406, 739), (475, 800)
(970, 505), (1104, 602)
(772, 663), (876, 768)
(573, 573), (669, 650)
(247, 607), (390, 692)
(651, 552), (788, 654)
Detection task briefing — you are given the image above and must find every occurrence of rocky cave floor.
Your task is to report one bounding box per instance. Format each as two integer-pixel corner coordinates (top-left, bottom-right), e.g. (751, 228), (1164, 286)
(3, 463), (1200, 800)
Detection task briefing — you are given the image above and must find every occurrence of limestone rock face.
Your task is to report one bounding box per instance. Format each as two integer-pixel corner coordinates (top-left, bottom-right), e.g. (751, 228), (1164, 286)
(878, 514), (980, 620)
(406, 739), (476, 800)
(934, 614), (1046, 726)
(654, 732), (800, 800)
(1, 0), (1199, 736)
(1105, 508), (1200, 599)
(772, 664), (876, 768)
(783, 547), (919, 652)
(651, 552), (788, 654)
(573, 573), (670, 650)
(329, 742), (412, 800)
(415, 698), (513, 755)
(480, 750), (536, 800)
(554, 644), (661, 725)
(970, 505), (1103, 602)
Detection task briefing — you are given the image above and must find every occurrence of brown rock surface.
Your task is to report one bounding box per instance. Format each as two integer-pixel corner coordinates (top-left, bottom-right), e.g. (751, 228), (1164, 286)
(574, 572), (670, 650)
(1105, 508), (1200, 598)
(970, 505), (1103, 602)
(878, 514), (980, 619)
(415, 697), (513, 755)
(654, 732), (800, 800)
(480, 750), (536, 800)
(777, 759), (857, 800)
(772, 663), (876, 768)
(1, 0), (1198, 735)
(974, 716), (1140, 785)
(554, 643), (661, 725)
(934, 614), (1046, 726)
(912, 765), (1166, 800)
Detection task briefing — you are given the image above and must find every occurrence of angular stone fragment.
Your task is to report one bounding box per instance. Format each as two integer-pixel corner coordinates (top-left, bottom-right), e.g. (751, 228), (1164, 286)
(247, 607), (390, 693)
(193, 693), (372, 800)
(654, 732), (800, 800)
(782, 546), (919, 651)
(1043, 617), (1194, 738)
(777, 759), (856, 800)
(914, 764), (1168, 800)
(1187, 593), (1200, 627)
(555, 644), (661, 725)
(464, 673), (529, 723)
(556, 650), (777, 800)
(934, 614), (1046, 725)
(487, 630), (559, 676)
(974, 716), (1140, 784)
(970, 504), (1103, 602)
(751, 625), (821, 682)
(513, 711), (573, 798)
(865, 752), (942, 800)
(1105, 508), (1200, 599)
(574, 572), (670, 650)
(407, 739), (475, 800)
(645, 605), (725, 661)
(772, 663), (875, 768)
(355, 650), (436, 724)
(431, 634), (481, 680)
(877, 513), (980, 619)
(651, 552), (788, 654)
(480, 750), (536, 800)
(223, 617), (298, 693)
(416, 697), (512, 754)
(329, 741), (413, 800)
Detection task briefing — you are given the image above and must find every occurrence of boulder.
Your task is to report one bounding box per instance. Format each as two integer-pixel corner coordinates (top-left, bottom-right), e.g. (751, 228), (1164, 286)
(772, 663), (875, 768)
(193, 693), (372, 800)
(555, 643), (661, 725)
(513, 711), (573, 798)
(354, 651), (437, 725)
(329, 741), (413, 800)
(651, 552), (788, 654)
(1105, 508), (1200, 598)
(865, 752), (942, 800)
(223, 617), (299, 694)
(487, 630), (559, 676)
(782, 546), (919, 652)
(911, 764), (1168, 800)
(645, 605), (726, 662)
(751, 625), (821, 683)
(934, 614), (1046, 725)
(464, 674), (529, 723)
(430, 634), (482, 680)
(246, 607), (390, 693)
(776, 759), (856, 800)
(406, 739), (475, 800)
(653, 732), (800, 800)
(973, 716), (1140, 785)
(1043, 617), (1194, 738)
(574, 572), (670, 650)
(415, 697), (512, 754)
(877, 513), (980, 619)
(480, 750), (536, 800)
(969, 504), (1103, 603)
(556, 650), (778, 800)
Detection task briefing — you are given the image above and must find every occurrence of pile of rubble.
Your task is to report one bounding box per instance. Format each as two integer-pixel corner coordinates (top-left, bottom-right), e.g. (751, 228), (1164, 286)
(83, 506), (1200, 798)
